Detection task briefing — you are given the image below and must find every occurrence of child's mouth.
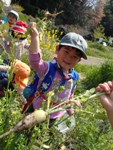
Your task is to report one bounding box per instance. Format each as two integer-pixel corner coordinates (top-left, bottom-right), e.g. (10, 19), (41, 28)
(63, 60), (70, 66)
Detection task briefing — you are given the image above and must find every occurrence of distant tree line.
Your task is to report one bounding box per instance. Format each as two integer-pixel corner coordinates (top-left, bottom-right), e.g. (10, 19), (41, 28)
(11, 0), (113, 37)
(101, 0), (113, 36)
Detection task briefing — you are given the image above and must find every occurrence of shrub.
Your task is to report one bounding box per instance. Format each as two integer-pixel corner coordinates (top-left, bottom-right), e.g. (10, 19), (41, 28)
(81, 60), (113, 90)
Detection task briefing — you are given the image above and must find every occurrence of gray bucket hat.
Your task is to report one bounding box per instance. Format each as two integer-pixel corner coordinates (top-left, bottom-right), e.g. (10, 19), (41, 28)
(60, 32), (88, 59)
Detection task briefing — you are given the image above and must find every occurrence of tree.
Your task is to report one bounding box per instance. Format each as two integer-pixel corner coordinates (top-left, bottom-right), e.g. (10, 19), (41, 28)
(93, 25), (106, 40)
(11, 0), (107, 36)
(11, 0), (98, 25)
(101, 0), (113, 36)
(86, 0), (106, 33)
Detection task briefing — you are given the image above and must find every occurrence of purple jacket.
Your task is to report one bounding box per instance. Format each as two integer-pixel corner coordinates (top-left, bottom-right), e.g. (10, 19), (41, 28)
(29, 51), (79, 119)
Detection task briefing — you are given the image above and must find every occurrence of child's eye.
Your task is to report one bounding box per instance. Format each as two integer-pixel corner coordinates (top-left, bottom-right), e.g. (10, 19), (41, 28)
(73, 55), (80, 61)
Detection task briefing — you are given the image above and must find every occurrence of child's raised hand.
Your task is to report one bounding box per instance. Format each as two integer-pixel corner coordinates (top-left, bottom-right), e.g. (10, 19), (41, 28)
(29, 22), (36, 29)
(28, 22), (40, 52)
(28, 22), (39, 37)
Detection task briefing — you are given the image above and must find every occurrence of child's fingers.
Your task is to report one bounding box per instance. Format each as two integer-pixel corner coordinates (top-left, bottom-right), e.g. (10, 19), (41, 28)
(107, 81), (113, 90)
(28, 22), (36, 28)
(96, 81), (113, 94)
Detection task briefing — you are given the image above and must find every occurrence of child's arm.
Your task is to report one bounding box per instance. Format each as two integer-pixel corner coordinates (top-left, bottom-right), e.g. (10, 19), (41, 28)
(96, 81), (113, 129)
(29, 22), (40, 54)
(0, 65), (11, 71)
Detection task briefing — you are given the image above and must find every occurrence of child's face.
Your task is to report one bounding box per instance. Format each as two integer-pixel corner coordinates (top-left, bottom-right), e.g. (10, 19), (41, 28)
(55, 46), (81, 73)
(11, 31), (25, 39)
(13, 31), (23, 39)
(8, 13), (17, 24)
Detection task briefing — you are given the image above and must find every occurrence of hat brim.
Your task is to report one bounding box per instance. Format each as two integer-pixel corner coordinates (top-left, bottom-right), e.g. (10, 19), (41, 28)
(11, 28), (25, 34)
(60, 43), (87, 60)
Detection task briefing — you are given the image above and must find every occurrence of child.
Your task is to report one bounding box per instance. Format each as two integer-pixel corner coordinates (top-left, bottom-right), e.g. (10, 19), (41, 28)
(0, 10), (19, 26)
(0, 59), (31, 103)
(26, 22), (88, 120)
(0, 20), (29, 60)
(12, 60), (31, 103)
(96, 81), (113, 129)
(7, 10), (19, 29)
(0, 10), (19, 38)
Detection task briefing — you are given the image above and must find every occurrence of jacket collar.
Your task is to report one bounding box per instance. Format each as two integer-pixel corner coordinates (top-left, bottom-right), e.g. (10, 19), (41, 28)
(52, 58), (77, 80)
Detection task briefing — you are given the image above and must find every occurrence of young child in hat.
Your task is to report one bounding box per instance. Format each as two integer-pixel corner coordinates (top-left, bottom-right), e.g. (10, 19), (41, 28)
(0, 10), (19, 30)
(0, 10), (19, 31)
(26, 22), (88, 121)
(7, 10), (19, 29)
(0, 10), (19, 53)
(0, 20), (29, 60)
(0, 10), (19, 38)
(96, 81), (113, 129)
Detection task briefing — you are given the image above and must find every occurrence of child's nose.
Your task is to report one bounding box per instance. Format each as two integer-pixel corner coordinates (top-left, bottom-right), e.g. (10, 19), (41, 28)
(66, 55), (72, 61)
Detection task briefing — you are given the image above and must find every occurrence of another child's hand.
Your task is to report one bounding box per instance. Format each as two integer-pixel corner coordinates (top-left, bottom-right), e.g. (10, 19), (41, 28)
(96, 81), (113, 95)
(95, 81), (113, 111)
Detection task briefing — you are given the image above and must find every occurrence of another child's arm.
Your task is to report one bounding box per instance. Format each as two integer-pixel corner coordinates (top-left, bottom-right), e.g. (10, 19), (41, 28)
(29, 22), (40, 54)
(95, 81), (113, 129)
(0, 65), (11, 71)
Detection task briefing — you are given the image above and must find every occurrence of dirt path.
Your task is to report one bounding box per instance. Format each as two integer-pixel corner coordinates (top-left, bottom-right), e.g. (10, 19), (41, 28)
(79, 56), (107, 66)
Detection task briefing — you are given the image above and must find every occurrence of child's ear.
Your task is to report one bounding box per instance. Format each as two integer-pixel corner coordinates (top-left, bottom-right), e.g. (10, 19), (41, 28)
(55, 45), (60, 54)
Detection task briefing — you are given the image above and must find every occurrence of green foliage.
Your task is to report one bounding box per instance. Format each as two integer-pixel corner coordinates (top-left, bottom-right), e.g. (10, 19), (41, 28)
(35, 18), (59, 61)
(93, 25), (106, 40)
(79, 61), (113, 90)
(87, 41), (113, 59)
(19, 13), (30, 22)
(0, 3), (4, 18)
(101, 0), (113, 36)
(74, 100), (113, 149)
(11, 4), (24, 12)
(0, 91), (23, 149)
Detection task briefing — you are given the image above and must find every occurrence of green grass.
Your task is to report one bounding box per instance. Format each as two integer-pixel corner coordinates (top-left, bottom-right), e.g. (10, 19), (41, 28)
(87, 41), (113, 59)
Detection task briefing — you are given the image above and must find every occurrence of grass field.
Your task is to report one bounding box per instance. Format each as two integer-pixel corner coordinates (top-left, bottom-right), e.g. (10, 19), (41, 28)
(87, 41), (113, 59)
